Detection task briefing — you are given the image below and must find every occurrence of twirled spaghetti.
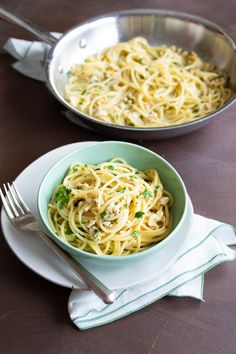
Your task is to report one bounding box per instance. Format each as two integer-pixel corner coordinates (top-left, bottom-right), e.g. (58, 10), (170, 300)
(48, 158), (173, 256)
(65, 36), (232, 127)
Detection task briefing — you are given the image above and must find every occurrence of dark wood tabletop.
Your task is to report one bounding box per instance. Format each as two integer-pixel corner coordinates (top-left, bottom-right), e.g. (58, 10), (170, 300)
(0, 0), (236, 353)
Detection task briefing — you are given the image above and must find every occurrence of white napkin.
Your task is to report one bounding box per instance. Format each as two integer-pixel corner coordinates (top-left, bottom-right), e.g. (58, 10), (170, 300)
(68, 214), (236, 330)
(3, 38), (236, 330)
(3, 34), (61, 81)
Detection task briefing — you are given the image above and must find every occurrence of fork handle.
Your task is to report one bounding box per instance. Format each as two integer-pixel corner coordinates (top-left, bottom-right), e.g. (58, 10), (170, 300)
(35, 230), (115, 304)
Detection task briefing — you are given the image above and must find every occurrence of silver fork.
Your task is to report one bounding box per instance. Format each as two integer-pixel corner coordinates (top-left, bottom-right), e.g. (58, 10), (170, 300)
(0, 182), (115, 304)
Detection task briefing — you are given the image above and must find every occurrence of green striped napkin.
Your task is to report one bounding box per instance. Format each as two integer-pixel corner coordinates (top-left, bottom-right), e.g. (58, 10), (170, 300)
(68, 214), (236, 330)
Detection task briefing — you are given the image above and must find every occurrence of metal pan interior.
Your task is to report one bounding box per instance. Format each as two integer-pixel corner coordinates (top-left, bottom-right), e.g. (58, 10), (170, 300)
(46, 9), (236, 139)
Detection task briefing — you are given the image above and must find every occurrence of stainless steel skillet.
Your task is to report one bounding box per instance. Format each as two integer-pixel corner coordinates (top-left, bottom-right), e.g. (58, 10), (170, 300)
(1, 7), (236, 140)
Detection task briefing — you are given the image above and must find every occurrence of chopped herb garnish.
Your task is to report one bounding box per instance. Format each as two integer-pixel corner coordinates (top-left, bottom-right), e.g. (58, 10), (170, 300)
(155, 185), (160, 190)
(107, 165), (114, 170)
(143, 189), (153, 199)
(135, 211), (145, 218)
(73, 166), (78, 172)
(131, 230), (139, 237)
(124, 203), (128, 208)
(192, 105), (199, 113)
(120, 187), (126, 193)
(55, 186), (71, 209)
(173, 62), (181, 66)
(100, 210), (110, 219)
(65, 226), (73, 235)
(81, 89), (87, 95)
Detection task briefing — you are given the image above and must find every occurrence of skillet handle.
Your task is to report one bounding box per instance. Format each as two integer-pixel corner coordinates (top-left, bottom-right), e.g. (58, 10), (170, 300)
(0, 7), (58, 46)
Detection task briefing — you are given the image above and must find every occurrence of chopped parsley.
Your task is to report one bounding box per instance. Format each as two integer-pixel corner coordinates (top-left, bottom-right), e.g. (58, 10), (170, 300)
(131, 230), (139, 237)
(139, 57), (145, 64)
(100, 210), (110, 219)
(120, 187), (126, 193)
(143, 189), (153, 199)
(155, 185), (160, 190)
(192, 105), (199, 113)
(124, 203), (128, 208)
(55, 186), (71, 209)
(135, 211), (145, 218)
(65, 226), (73, 235)
(107, 165), (114, 170)
(72, 166), (78, 172)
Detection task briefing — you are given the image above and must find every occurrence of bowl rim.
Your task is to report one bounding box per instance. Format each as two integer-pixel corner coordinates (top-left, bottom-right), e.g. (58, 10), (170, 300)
(46, 8), (236, 132)
(38, 141), (188, 260)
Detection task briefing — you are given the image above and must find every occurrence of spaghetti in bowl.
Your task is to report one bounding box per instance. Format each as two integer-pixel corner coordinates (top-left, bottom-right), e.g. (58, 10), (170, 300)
(38, 141), (188, 267)
(48, 157), (173, 256)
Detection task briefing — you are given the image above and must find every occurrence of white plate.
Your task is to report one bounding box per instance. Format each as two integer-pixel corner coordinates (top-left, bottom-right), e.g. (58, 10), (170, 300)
(1, 142), (194, 290)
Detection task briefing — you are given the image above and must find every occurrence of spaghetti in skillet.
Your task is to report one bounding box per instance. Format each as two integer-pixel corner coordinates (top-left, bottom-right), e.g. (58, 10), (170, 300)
(65, 36), (232, 127)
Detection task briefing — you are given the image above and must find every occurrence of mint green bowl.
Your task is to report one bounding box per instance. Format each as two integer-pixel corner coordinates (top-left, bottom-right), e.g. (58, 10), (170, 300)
(38, 141), (188, 268)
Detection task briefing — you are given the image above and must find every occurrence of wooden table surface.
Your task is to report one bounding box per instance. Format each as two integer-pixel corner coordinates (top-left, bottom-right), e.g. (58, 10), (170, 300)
(0, 1), (236, 353)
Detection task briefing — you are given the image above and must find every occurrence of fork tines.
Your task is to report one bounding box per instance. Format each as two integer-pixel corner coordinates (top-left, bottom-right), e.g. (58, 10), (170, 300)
(0, 182), (29, 219)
